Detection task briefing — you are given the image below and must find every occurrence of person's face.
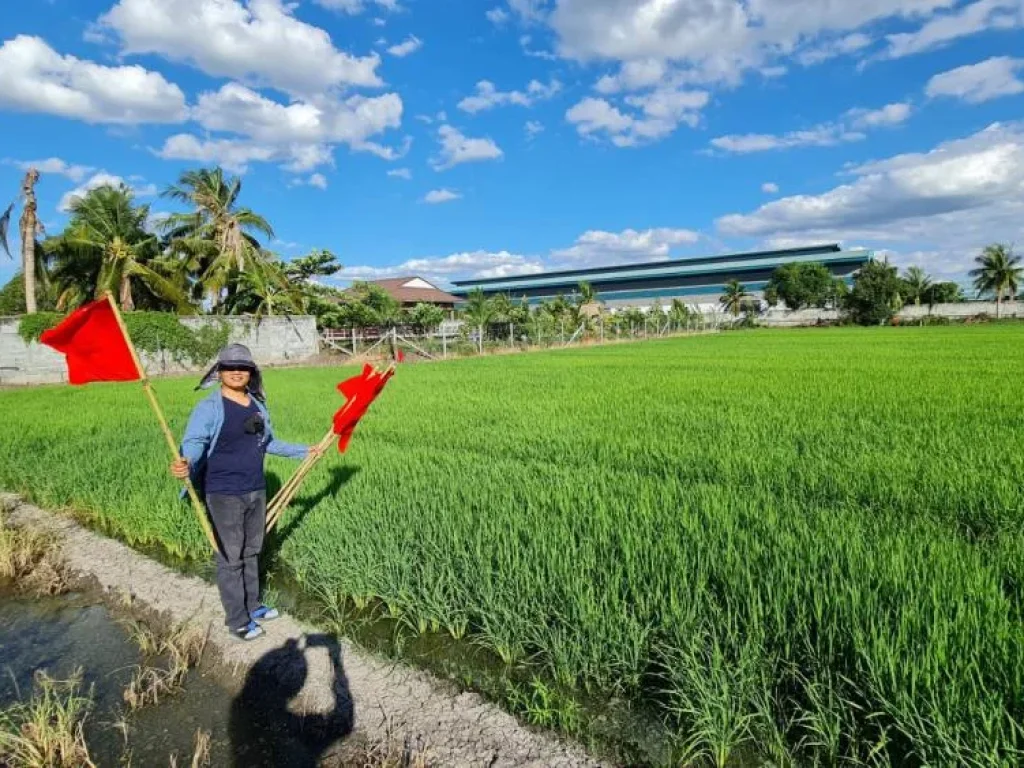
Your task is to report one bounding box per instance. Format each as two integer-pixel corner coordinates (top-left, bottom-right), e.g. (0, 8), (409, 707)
(219, 366), (252, 391)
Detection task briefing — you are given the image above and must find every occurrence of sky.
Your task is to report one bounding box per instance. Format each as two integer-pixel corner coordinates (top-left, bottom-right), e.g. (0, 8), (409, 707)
(1, 0), (1022, 292)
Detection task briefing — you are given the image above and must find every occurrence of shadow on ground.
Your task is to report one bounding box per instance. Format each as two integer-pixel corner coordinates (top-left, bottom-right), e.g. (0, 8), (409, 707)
(230, 633), (354, 767)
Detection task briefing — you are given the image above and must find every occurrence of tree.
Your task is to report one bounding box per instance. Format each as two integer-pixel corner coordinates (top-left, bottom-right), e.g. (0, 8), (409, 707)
(409, 302), (445, 333)
(901, 266), (932, 307)
(46, 185), (190, 312)
(3, 169), (44, 313)
(969, 243), (1022, 318)
(461, 288), (495, 353)
(161, 167), (274, 311)
(720, 279), (749, 317)
(764, 262), (834, 310)
(668, 298), (692, 326)
(224, 255), (304, 318)
(923, 281), (965, 305)
(574, 281), (598, 307)
(285, 249), (341, 283)
(844, 259), (904, 325)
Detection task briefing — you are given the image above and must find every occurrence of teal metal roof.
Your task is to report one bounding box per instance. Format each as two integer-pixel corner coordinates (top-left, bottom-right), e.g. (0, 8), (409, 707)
(451, 248), (871, 294)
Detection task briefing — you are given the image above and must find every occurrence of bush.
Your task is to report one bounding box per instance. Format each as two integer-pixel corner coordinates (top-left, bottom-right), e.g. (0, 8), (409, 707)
(844, 260), (904, 325)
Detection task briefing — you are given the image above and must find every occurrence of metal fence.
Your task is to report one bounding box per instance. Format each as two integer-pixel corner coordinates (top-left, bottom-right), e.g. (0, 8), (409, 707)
(320, 314), (727, 362)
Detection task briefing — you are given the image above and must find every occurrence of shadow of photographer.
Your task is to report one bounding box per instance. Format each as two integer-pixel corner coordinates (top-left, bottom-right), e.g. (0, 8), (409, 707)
(229, 633), (354, 767)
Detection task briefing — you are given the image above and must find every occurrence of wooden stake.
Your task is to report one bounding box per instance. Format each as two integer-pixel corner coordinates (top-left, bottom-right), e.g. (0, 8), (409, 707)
(104, 292), (221, 555)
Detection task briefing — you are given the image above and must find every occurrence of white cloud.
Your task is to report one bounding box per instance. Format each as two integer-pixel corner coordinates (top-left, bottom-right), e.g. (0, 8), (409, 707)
(457, 78), (562, 113)
(797, 32), (873, 65)
(97, 0), (383, 98)
(567, 89), (708, 146)
(551, 227), (700, 265)
(762, 182), (779, 194)
(710, 102), (910, 154)
(486, 6), (511, 24)
(313, 0), (400, 13)
(549, 0), (957, 78)
(881, 0), (1024, 60)
(594, 59), (668, 94)
(846, 102), (913, 128)
(58, 172), (157, 212)
(508, 0), (548, 24)
(925, 56), (1024, 103)
(176, 82), (403, 172)
(525, 120), (544, 138)
(387, 167), (411, 179)
(308, 173), (328, 189)
(340, 250), (546, 283)
(715, 122), (1024, 274)
(431, 125), (504, 170)
(387, 35), (422, 57)
(10, 157), (94, 182)
(372, 17), (387, 26)
(0, 35), (187, 124)
(423, 188), (462, 204)
(155, 135), (280, 174)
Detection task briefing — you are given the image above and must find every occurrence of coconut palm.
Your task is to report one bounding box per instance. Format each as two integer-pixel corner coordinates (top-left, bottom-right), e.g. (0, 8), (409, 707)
(902, 266), (932, 307)
(969, 244), (1022, 318)
(161, 167), (274, 311)
(461, 288), (495, 353)
(720, 279), (749, 317)
(46, 184), (189, 312)
(224, 255), (304, 318)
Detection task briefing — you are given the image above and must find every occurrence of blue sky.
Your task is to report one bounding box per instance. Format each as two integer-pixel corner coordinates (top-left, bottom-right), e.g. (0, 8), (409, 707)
(1, 0), (1022, 292)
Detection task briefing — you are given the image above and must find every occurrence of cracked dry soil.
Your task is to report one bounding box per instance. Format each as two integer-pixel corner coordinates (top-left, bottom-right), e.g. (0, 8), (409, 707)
(2, 493), (607, 768)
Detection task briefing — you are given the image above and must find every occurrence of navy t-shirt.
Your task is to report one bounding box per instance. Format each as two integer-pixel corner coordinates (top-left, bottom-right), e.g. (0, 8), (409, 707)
(205, 397), (266, 495)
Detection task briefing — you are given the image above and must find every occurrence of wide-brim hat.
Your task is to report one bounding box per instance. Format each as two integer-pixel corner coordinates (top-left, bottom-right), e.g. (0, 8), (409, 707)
(196, 343), (265, 400)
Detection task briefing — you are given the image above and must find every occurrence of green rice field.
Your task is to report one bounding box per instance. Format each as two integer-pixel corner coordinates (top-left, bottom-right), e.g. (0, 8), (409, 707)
(1, 326), (1022, 765)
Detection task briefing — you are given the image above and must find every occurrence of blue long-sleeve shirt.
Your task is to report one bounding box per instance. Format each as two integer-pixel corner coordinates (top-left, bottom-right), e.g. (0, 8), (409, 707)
(178, 389), (308, 499)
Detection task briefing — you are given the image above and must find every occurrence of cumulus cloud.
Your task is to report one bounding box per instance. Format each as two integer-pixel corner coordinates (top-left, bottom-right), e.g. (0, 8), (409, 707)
(387, 167), (412, 179)
(457, 78), (562, 113)
(313, 0), (401, 13)
(710, 102), (910, 154)
(925, 56), (1024, 103)
(0, 35), (187, 124)
(716, 122), (1024, 278)
(340, 250), (546, 283)
(551, 227), (700, 266)
(431, 125), (504, 170)
(155, 135), (280, 174)
(567, 89), (708, 146)
(423, 188), (462, 204)
(308, 173), (328, 189)
(9, 157), (94, 183)
(387, 35), (423, 57)
(58, 172), (157, 212)
(525, 120), (544, 138)
(97, 0), (383, 97)
(762, 182), (779, 194)
(880, 0), (1024, 60)
(486, 6), (511, 24)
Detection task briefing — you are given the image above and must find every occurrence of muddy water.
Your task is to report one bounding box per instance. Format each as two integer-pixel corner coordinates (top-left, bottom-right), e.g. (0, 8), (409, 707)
(0, 586), (235, 765)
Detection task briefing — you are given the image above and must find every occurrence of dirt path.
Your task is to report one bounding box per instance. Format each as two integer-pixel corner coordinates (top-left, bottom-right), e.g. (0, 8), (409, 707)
(2, 493), (606, 768)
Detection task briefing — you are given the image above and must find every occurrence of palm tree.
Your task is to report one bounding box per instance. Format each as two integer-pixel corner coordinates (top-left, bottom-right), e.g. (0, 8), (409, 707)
(575, 281), (597, 307)
(161, 167), (274, 312)
(1, 170), (44, 312)
(461, 288), (495, 353)
(46, 185), (190, 312)
(969, 243), (1022, 318)
(720, 279), (749, 317)
(902, 266), (932, 307)
(224, 255), (304, 318)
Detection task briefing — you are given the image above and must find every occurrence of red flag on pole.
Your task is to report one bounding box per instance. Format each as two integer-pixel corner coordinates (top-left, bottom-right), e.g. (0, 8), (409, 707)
(332, 364), (394, 453)
(39, 299), (141, 384)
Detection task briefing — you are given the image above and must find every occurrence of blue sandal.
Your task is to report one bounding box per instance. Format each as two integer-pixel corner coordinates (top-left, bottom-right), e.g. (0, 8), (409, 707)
(251, 605), (279, 621)
(232, 620), (265, 641)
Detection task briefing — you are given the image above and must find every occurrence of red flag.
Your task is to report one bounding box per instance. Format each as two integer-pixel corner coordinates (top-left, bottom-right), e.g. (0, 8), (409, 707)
(396, 349), (405, 363)
(332, 365), (393, 453)
(39, 299), (140, 385)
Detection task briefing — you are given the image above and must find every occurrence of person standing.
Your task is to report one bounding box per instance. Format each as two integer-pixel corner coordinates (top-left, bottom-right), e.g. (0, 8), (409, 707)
(171, 344), (320, 640)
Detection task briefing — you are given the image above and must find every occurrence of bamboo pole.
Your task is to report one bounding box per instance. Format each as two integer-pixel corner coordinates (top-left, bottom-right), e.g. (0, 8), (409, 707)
(265, 362), (394, 533)
(103, 292), (220, 555)
(265, 428), (335, 533)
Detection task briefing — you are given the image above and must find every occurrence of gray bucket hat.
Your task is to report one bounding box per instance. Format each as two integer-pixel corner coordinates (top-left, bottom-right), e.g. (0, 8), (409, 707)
(196, 343), (265, 401)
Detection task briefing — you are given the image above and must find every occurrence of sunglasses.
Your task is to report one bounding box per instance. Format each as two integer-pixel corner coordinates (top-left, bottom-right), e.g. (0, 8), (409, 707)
(219, 364), (254, 373)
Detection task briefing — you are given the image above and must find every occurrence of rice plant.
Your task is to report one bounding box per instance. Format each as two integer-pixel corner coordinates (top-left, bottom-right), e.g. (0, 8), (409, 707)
(1, 326), (1022, 764)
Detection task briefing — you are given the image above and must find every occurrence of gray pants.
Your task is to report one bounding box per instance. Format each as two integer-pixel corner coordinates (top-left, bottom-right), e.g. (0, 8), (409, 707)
(207, 491), (267, 630)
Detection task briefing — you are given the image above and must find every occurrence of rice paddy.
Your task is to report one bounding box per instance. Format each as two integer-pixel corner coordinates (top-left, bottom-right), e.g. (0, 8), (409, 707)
(1, 326), (1022, 765)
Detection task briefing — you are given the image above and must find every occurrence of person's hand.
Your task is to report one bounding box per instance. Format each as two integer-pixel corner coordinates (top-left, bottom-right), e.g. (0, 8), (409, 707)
(170, 457), (190, 479)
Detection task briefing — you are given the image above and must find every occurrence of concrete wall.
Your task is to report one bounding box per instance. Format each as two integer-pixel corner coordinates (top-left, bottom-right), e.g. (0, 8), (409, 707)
(0, 315), (320, 386)
(755, 301), (1020, 327)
